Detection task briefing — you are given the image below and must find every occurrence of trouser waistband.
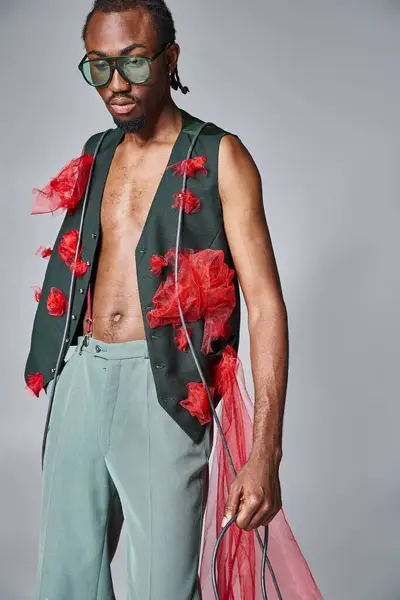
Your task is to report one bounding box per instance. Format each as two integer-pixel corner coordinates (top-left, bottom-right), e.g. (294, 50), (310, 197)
(76, 335), (149, 360)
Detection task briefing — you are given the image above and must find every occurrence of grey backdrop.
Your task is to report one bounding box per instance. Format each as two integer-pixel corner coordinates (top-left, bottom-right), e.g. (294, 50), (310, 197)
(1, 1), (399, 599)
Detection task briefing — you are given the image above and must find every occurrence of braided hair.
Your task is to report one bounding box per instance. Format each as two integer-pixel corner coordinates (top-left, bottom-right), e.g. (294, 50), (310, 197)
(82, 0), (189, 94)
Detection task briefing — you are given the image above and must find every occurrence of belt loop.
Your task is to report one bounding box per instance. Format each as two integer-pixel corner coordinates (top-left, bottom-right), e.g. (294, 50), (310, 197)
(78, 336), (86, 355)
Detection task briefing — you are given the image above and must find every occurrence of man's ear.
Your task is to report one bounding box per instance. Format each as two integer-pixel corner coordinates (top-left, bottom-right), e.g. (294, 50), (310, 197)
(167, 42), (180, 74)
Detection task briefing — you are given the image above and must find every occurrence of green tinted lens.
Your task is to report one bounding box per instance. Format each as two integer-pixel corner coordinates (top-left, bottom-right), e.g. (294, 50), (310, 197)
(81, 56), (152, 86)
(82, 59), (111, 86)
(121, 56), (150, 83)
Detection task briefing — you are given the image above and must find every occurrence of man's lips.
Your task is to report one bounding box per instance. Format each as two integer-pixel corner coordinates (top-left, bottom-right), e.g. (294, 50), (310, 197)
(108, 99), (136, 115)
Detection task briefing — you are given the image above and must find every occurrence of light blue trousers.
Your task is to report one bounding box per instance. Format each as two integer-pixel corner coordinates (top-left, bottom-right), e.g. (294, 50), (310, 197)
(36, 335), (212, 600)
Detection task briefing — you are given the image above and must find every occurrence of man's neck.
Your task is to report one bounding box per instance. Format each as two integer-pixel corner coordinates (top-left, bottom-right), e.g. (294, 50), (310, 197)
(121, 101), (182, 149)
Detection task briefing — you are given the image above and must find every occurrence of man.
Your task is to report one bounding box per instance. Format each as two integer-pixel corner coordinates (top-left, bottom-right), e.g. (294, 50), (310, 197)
(25, 1), (322, 599)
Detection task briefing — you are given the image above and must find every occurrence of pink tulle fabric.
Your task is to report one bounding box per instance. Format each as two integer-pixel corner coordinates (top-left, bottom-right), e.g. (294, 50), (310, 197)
(31, 154), (94, 215)
(199, 344), (323, 599)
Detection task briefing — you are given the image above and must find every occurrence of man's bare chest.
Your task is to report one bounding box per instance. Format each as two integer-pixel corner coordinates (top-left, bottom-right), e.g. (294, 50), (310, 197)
(100, 145), (172, 235)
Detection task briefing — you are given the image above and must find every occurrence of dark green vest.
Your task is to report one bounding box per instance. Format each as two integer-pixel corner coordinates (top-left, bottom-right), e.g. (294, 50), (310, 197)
(25, 108), (241, 444)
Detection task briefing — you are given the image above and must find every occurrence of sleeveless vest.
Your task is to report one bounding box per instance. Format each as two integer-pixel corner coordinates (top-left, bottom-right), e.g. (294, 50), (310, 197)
(24, 108), (241, 445)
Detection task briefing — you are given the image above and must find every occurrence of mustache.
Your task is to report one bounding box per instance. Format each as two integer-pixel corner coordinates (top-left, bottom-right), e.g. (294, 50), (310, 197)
(107, 94), (138, 105)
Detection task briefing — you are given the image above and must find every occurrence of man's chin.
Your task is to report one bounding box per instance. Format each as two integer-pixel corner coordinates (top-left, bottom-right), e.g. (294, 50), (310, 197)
(113, 114), (145, 134)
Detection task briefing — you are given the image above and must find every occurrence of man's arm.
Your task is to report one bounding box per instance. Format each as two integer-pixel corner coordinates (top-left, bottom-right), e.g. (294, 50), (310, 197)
(218, 134), (288, 530)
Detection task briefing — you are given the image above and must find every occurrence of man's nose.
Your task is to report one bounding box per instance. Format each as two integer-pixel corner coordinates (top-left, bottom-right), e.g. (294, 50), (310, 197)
(108, 66), (131, 93)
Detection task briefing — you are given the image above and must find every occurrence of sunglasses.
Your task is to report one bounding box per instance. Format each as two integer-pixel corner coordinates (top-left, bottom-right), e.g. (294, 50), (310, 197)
(78, 42), (171, 87)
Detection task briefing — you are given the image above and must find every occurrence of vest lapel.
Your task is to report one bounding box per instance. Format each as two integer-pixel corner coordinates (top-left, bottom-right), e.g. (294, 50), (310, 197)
(85, 127), (124, 236)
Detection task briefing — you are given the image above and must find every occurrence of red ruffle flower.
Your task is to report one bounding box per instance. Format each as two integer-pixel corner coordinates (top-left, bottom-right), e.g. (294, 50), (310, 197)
(172, 190), (201, 214)
(58, 230), (88, 277)
(31, 154), (94, 215)
(146, 248), (235, 354)
(47, 287), (68, 316)
(35, 246), (52, 258)
(26, 372), (44, 397)
(173, 323), (192, 351)
(32, 286), (42, 302)
(168, 156), (207, 178)
(58, 229), (79, 264)
(70, 259), (88, 277)
(180, 382), (214, 425)
(149, 254), (169, 276)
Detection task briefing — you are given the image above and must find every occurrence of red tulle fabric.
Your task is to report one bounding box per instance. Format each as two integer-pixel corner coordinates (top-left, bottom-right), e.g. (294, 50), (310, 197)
(149, 254), (169, 276)
(70, 259), (89, 277)
(199, 345), (324, 600)
(32, 286), (42, 302)
(146, 248), (235, 355)
(58, 230), (88, 277)
(168, 155), (208, 178)
(35, 246), (52, 258)
(172, 190), (201, 213)
(46, 287), (68, 317)
(26, 372), (44, 397)
(58, 230), (80, 264)
(31, 154), (94, 215)
(180, 382), (214, 425)
(173, 323), (193, 351)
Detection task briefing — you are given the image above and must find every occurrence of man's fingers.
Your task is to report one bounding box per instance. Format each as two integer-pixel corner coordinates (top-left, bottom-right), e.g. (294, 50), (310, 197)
(235, 492), (264, 530)
(221, 482), (242, 528)
(245, 503), (275, 531)
(245, 498), (282, 531)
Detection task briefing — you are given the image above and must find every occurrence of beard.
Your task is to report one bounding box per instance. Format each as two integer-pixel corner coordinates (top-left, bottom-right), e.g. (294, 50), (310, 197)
(112, 114), (145, 133)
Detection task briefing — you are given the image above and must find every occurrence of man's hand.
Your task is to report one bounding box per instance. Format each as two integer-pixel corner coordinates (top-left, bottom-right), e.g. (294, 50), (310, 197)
(221, 453), (282, 531)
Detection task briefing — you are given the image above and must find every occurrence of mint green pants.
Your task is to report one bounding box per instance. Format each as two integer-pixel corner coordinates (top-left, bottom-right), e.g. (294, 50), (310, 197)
(36, 335), (212, 600)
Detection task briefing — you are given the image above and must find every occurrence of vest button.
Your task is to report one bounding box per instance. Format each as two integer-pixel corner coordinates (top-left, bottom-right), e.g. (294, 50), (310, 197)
(139, 248), (146, 255)
(65, 338), (70, 344)
(79, 288), (84, 294)
(86, 261), (91, 266)
(92, 233), (97, 239)
(71, 314), (76, 320)
(162, 394), (174, 404)
(51, 368), (55, 373)
(155, 363), (165, 369)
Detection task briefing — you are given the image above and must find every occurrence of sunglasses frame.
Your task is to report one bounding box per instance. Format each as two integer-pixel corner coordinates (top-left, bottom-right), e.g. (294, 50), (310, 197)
(78, 42), (171, 87)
